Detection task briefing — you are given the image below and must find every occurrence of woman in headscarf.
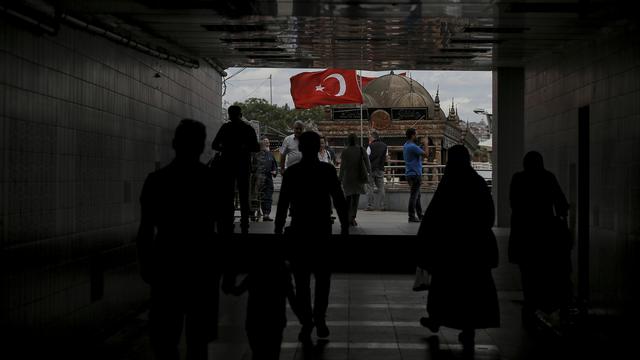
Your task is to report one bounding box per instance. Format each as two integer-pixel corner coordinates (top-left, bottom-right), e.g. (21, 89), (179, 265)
(509, 151), (570, 328)
(416, 145), (499, 352)
(339, 133), (371, 226)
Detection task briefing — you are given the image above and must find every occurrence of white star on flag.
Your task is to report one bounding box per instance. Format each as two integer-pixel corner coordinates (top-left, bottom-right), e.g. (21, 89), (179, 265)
(315, 84), (325, 92)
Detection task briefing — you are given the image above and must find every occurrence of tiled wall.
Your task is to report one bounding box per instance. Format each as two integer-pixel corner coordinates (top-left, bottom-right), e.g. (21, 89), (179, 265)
(523, 26), (640, 316)
(0, 20), (223, 344)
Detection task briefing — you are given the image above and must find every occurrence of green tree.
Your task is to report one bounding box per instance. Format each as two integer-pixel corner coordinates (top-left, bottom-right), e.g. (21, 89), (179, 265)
(232, 98), (327, 135)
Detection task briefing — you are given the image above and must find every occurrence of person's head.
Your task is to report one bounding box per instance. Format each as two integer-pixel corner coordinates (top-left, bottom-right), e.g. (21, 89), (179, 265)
(298, 131), (321, 159)
(523, 151), (544, 172)
(406, 128), (417, 142)
(293, 121), (305, 138)
(347, 133), (358, 146)
(172, 118), (206, 160)
(370, 130), (379, 141)
(228, 105), (242, 121)
(446, 144), (471, 171)
(261, 137), (270, 151)
(319, 135), (326, 149)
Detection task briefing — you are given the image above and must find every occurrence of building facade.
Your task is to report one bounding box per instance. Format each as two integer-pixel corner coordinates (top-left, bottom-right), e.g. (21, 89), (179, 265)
(317, 73), (480, 166)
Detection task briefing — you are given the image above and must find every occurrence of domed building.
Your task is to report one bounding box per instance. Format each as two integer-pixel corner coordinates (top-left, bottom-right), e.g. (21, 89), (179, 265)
(317, 72), (480, 172)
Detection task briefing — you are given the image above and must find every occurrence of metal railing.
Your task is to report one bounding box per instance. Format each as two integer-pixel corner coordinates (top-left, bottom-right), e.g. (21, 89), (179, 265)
(273, 159), (491, 192)
(333, 160), (446, 192)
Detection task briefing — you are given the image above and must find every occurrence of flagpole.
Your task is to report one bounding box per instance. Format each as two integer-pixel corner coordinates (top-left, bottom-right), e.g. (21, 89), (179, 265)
(359, 69), (363, 147)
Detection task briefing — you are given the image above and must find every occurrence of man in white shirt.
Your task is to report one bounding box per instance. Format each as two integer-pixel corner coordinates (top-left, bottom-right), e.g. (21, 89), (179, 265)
(318, 135), (333, 164)
(279, 121), (305, 174)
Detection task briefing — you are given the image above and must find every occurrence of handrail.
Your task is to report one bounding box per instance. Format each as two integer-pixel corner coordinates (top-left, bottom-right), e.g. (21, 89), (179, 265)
(333, 163), (446, 191)
(272, 159), (491, 192)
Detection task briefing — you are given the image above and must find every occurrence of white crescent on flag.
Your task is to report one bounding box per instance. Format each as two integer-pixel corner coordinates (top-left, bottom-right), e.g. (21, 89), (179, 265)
(321, 73), (346, 96)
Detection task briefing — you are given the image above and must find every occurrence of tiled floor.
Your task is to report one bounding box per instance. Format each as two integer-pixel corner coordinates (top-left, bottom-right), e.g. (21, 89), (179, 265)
(94, 221), (628, 360)
(101, 274), (511, 360)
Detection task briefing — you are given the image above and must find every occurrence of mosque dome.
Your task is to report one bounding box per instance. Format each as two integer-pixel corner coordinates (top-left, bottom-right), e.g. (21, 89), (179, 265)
(363, 93), (380, 108)
(393, 92), (430, 108)
(363, 74), (436, 118)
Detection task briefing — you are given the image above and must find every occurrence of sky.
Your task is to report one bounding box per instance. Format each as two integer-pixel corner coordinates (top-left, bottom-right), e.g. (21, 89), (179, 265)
(222, 67), (492, 123)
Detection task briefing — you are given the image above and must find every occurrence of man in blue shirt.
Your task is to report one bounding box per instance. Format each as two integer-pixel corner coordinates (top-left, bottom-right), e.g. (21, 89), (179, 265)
(403, 128), (425, 222)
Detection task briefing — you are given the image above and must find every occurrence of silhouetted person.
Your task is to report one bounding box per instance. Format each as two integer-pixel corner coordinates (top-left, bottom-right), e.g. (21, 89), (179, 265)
(365, 130), (388, 211)
(339, 133), (371, 226)
(255, 137), (278, 221)
(225, 244), (291, 360)
(137, 119), (221, 360)
(212, 105), (259, 234)
(417, 145), (499, 353)
(275, 131), (349, 344)
(509, 151), (571, 327)
(404, 128), (425, 222)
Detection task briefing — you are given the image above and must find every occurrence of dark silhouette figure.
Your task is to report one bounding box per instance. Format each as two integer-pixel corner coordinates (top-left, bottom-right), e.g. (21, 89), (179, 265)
(137, 119), (220, 360)
(256, 137), (278, 221)
(275, 131), (349, 344)
(509, 151), (571, 327)
(224, 244), (291, 360)
(212, 105), (260, 234)
(417, 145), (499, 353)
(339, 133), (371, 226)
(366, 130), (388, 211)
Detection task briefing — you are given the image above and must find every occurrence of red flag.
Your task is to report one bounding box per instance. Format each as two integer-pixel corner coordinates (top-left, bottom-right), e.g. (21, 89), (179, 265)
(359, 75), (377, 87)
(358, 72), (407, 88)
(290, 69), (363, 109)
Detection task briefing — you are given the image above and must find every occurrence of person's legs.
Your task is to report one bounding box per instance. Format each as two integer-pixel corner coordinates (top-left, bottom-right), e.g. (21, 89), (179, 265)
(249, 173), (261, 221)
(407, 176), (420, 220)
(519, 263), (538, 328)
(292, 265), (313, 341)
(261, 177), (274, 218)
(313, 270), (331, 337)
(184, 278), (220, 360)
(415, 176), (423, 218)
(150, 288), (184, 360)
(366, 175), (375, 210)
(220, 171), (237, 234)
(374, 170), (385, 210)
(260, 176), (273, 216)
(351, 194), (360, 222)
(346, 195), (358, 224)
(237, 168), (251, 233)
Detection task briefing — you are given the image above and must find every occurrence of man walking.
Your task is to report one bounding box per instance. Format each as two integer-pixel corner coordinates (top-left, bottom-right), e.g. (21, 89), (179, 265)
(256, 137), (278, 221)
(137, 119), (221, 360)
(212, 105), (259, 234)
(279, 120), (305, 175)
(275, 131), (349, 345)
(365, 131), (388, 211)
(404, 128), (425, 223)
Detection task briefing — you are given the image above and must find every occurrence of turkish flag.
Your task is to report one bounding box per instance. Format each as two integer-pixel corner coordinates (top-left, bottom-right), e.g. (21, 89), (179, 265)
(290, 69), (363, 109)
(358, 75), (377, 87)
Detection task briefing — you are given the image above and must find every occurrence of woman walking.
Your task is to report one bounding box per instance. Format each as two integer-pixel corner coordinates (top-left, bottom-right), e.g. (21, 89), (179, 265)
(339, 133), (371, 226)
(416, 145), (499, 353)
(509, 151), (571, 328)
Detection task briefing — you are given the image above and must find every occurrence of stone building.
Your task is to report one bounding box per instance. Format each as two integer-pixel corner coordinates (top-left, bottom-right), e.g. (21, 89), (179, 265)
(317, 73), (480, 165)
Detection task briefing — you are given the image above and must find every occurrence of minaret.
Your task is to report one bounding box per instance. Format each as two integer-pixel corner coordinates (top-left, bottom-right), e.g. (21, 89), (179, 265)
(434, 85), (440, 118)
(449, 98), (456, 120)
